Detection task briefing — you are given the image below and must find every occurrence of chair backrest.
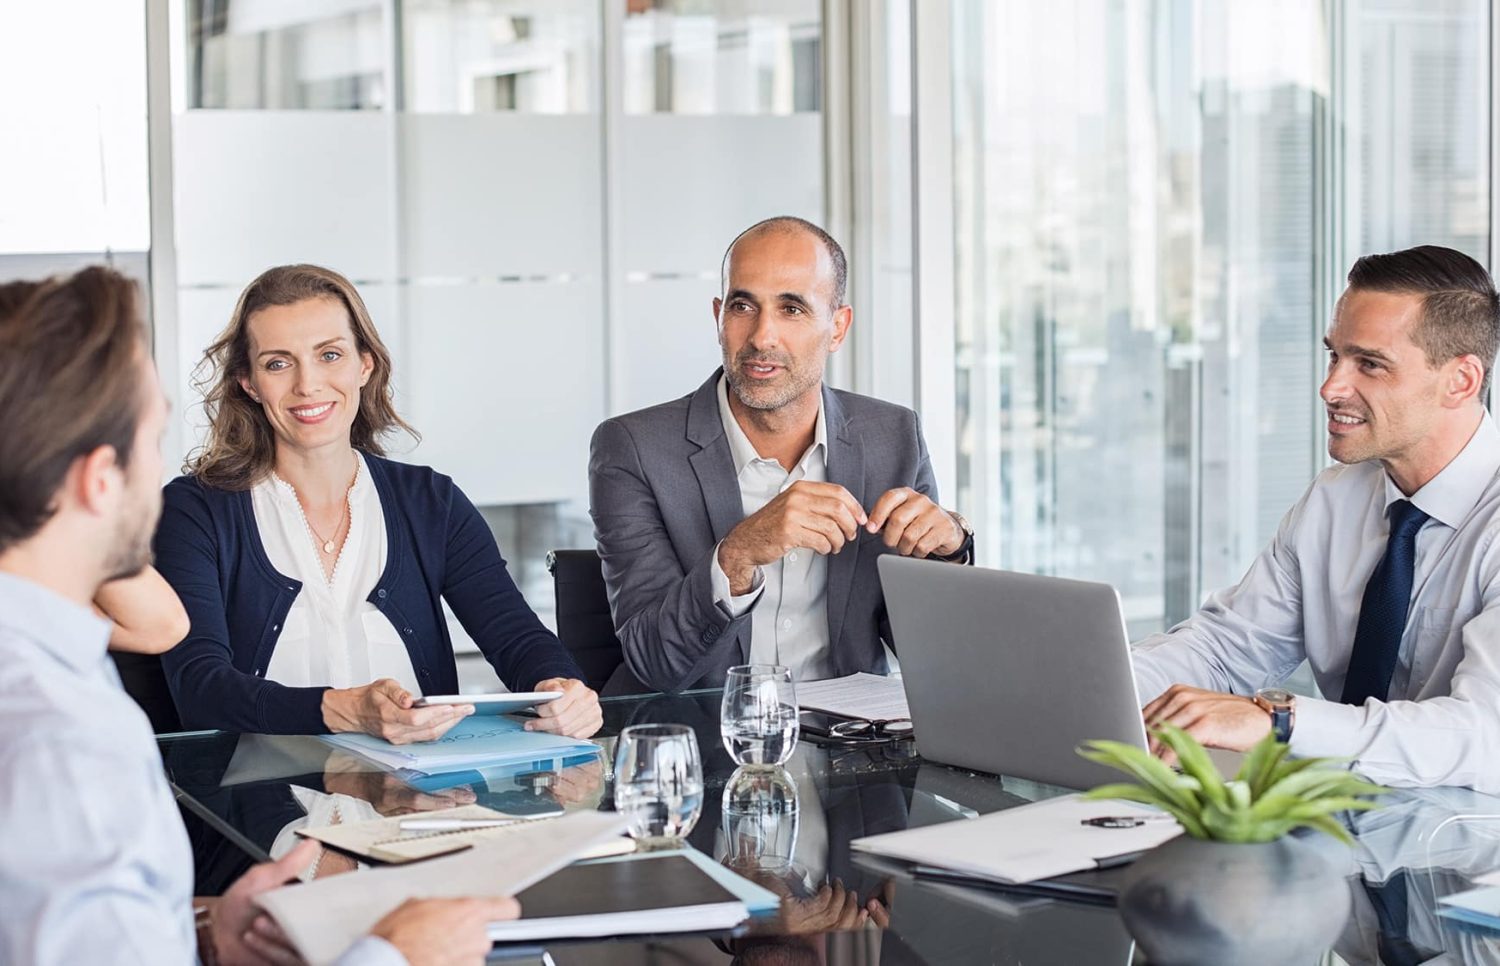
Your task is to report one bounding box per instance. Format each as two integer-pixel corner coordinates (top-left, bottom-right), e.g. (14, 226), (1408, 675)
(110, 651), (183, 734)
(546, 549), (645, 695)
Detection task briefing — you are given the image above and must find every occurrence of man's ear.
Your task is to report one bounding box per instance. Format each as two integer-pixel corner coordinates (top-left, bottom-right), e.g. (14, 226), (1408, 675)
(1445, 354), (1485, 408)
(73, 445), (125, 517)
(828, 305), (854, 352)
(712, 297), (723, 329)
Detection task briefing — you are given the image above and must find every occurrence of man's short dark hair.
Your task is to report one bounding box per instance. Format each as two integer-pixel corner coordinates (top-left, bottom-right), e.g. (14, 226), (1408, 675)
(0, 267), (147, 552)
(721, 216), (849, 311)
(1347, 245), (1500, 397)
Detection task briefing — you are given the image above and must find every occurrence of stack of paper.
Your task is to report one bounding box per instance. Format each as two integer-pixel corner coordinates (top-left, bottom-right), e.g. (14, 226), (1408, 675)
(321, 715), (597, 773)
(797, 672), (911, 721)
(298, 804), (634, 864)
(852, 793), (1182, 884)
(257, 811), (629, 965)
(1438, 870), (1500, 930)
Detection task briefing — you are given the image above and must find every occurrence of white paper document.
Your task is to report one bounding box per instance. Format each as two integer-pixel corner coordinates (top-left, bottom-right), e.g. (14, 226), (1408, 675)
(851, 793), (1182, 884)
(257, 810), (629, 965)
(798, 672), (910, 721)
(297, 803), (633, 864)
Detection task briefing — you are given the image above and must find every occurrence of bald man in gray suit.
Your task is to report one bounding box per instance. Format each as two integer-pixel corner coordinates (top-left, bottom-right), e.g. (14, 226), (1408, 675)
(588, 217), (974, 693)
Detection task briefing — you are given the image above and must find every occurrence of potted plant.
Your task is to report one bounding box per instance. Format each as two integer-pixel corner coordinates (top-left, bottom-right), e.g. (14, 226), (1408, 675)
(1078, 724), (1385, 966)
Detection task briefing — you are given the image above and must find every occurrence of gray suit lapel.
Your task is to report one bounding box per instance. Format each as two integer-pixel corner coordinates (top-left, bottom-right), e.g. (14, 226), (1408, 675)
(823, 387), (864, 663)
(686, 369), (744, 543)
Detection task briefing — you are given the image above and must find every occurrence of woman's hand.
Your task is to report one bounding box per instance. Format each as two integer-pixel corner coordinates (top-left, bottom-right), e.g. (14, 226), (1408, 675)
(525, 678), (603, 739)
(322, 678), (471, 744)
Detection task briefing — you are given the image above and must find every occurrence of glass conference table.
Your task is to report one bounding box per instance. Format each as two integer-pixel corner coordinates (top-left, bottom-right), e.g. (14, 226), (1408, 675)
(157, 689), (1500, 965)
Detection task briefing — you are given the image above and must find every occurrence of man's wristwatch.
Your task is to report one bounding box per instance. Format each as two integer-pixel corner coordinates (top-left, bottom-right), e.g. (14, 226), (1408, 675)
(1253, 688), (1296, 743)
(932, 510), (975, 564)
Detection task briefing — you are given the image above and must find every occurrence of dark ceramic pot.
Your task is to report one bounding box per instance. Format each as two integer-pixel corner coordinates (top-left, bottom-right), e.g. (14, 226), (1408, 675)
(1118, 835), (1349, 966)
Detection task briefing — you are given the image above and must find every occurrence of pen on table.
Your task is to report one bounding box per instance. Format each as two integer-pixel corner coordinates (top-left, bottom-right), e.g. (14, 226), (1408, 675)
(398, 817), (519, 832)
(1080, 815), (1176, 829)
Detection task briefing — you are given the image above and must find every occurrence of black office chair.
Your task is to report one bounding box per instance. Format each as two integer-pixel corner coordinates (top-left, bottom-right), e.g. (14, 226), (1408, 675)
(546, 549), (648, 696)
(110, 651), (184, 734)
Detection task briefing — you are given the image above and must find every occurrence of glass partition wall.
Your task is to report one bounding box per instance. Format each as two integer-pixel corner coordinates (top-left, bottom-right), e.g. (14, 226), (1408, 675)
(948, 0), (1490, 641)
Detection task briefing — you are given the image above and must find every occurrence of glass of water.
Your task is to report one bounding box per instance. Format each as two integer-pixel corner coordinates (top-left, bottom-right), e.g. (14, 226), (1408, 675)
(612, 724), (704, 848)
(721, 664), (800, 767)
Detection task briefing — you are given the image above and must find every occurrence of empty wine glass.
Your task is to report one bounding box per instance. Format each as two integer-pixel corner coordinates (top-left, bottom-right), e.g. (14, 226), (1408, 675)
(612, 724), (704, 848)
(721, 664), (800, 767)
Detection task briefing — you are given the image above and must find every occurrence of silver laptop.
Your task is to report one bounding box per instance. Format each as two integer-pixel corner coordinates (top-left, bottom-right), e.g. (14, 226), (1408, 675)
(878, 555), (1151, 791)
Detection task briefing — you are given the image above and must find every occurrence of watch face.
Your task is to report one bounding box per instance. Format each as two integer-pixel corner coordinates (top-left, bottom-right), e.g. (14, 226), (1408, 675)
(1259, 688), (1293, 706)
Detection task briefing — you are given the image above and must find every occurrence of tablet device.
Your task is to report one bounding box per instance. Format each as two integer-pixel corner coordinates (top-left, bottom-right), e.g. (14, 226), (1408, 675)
(413, 691), (563, 716)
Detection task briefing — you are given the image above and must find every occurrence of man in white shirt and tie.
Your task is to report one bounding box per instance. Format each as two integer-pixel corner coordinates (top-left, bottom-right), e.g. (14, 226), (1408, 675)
(1133, 245), (1500, 792)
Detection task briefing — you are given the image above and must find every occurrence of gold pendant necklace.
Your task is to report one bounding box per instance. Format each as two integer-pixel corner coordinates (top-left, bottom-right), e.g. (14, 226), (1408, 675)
(277, 462), (357, 558)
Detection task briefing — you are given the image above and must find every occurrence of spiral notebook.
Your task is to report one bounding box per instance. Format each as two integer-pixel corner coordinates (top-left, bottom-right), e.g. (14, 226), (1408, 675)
(298, 804), (634, 864)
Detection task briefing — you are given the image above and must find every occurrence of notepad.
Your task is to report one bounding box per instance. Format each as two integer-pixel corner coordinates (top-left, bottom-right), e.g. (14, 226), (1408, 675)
(852, 793), (1182, 884)
(320, 714), (598, 772)
(489, 850), (755, 941)
(797, 672), (910, 721)
(258, 811), (630, 965)
(1438, 884), (1500, 930)
(297, 804), (634, 864)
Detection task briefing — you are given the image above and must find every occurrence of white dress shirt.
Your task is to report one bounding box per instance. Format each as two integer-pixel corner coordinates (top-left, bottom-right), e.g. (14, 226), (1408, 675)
(253, 452), (419, 693)
(0, 571), (402, 965)
(1133, 412), (1500, 792)
(710, 376), (835, 683)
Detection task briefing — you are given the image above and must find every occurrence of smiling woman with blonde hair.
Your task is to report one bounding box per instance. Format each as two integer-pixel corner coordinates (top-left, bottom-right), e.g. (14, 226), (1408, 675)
(154, 264), (601, 742)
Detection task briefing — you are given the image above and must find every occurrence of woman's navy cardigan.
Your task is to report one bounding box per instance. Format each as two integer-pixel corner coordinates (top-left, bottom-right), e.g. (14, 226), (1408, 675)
(154, 453), (584, 734)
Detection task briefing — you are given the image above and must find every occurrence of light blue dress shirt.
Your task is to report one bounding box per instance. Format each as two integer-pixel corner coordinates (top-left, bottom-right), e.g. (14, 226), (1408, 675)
(0, 571), (404, 965)
(1133, 413), (1500, 792)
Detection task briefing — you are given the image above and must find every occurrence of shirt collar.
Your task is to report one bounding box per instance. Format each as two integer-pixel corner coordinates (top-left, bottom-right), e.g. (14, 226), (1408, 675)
(0, 570), (112, 674)
(716, 375), (827, 477)
(1384, 411), (1500, 529)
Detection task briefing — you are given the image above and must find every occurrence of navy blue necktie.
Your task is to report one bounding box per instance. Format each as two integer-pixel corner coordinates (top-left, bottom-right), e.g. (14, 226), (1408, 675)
(1342, 500), (1430, 706)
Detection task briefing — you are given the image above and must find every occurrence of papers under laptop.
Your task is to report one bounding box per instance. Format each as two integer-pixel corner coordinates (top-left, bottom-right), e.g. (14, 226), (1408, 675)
(852, 794), (1182, 886)
(798, 672), (910, 720)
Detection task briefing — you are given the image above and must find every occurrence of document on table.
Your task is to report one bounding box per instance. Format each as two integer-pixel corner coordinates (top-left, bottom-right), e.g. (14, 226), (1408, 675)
(851, 793), (1182, 884)
(257, 810), (628, 965)
(798, 672), (910, 721)
(1439, 884), (1500, 929)
(320, 714), (598, 772)
(297, 803), (633, 864)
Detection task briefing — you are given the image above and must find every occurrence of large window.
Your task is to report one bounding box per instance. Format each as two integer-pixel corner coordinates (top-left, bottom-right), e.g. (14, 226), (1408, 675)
(950, 0), (1490, 637)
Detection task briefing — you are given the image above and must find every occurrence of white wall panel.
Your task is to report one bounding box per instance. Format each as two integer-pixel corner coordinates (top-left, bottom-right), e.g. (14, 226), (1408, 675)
(399, 115), (604, 277)
(617, 278), (727, 416)
(620, 114), (823, 272)
(401, 281), (604, 506)
(173, 111), (395, 286)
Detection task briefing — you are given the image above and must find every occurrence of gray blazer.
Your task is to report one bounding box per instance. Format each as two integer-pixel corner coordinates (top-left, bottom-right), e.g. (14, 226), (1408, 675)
(588, 369), (941, 692)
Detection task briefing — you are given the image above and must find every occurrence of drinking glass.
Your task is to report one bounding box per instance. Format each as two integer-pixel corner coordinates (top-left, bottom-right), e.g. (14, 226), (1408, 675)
(612, 724), (704, 848)
(721, 765), (800, 874)
(721, 664), (800, 767)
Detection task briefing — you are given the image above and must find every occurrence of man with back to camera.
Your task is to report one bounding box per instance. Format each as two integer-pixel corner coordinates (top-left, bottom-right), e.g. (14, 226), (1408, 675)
(1133, 245), (1500, 792)
(589, 216), (975, 692)
(0, 267), (516, 965)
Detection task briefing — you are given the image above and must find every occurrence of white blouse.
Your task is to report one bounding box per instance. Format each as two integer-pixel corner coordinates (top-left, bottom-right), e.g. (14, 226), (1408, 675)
(251, 452), (420, 693)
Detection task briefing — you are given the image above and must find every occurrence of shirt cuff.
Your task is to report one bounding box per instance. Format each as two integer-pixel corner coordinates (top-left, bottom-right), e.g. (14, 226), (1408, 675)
(711, 540), (765, 617)
(1287, 696), (1367, 760)
(331, 935), (408, 966)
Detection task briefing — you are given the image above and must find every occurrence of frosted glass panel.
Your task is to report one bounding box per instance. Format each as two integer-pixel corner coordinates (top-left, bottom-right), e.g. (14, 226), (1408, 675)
(399, 115), (603, 277)
(617, 278), (725, 415)
(173, 111), (395, 286)
(621, 115), (823, 272)
(401, 282), (604, 505)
